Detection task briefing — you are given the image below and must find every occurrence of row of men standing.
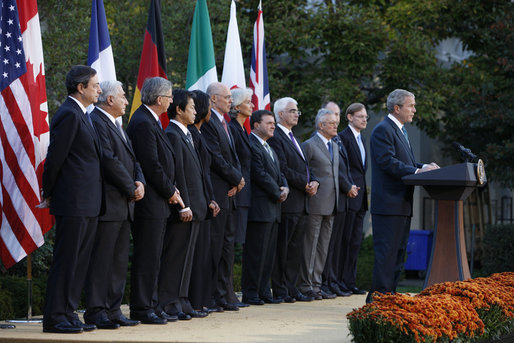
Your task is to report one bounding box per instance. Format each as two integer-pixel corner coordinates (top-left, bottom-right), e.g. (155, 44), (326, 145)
(40, 64), (373, 334)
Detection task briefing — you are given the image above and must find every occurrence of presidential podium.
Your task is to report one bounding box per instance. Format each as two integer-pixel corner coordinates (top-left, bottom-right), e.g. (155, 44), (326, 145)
(403, 162), (486, 288)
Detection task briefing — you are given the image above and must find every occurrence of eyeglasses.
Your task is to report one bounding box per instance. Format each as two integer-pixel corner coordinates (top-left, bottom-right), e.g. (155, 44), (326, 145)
(322, 121), (339, 127)
(353, 115), (369, 120)
(285, 109), (301, 116)
(215, 94), (233, 100)
(159, 95), (173, 100)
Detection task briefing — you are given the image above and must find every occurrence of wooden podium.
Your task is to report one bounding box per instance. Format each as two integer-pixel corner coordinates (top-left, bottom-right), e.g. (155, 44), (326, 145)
(403, 162), (486, 288)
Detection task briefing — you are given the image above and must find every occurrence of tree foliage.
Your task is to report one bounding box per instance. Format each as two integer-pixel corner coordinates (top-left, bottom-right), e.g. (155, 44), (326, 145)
(38, 0), (513, 186)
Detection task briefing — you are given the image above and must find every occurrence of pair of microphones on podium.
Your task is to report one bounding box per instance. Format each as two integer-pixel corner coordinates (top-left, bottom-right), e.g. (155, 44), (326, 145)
(452, 142), (477, 162)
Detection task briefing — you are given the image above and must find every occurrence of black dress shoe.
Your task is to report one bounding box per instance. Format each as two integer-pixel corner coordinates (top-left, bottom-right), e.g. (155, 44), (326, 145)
(293, 293), (314, 302)
(157, 311), (178, 322)
(86, 315), (120, 330)
(351, 287), (367, 295)
(262, 296), (282, 304)
(207, 305), (224, 313)
(318, 290), (337, 299)
(220, 303), (239, 311)
(70, 319), (96, 332)
(243, 297), (265, 305)
(43, 321), (83, 334)
(236, 302), (250, 308)
(111, 314), (140, 326)
(176, 312), (192, 320)
(304, 290), (322, 300)
(130, 312), (167, 324)
(282, 296), (296, 303)
(190, 310), (208, 318)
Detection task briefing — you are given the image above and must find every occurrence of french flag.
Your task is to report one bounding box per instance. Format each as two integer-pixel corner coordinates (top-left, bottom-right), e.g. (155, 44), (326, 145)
(87, 0), (116, 83)
(249, 0), (270, 111)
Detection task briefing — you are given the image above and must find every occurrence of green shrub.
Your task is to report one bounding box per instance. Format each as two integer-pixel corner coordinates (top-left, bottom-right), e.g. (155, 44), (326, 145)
(482, 224), (514, 276)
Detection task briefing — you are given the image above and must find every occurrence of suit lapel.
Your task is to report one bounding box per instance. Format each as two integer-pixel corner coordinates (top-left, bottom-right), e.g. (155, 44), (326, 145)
(313, 134), (332, 163)
(95, 109), (136, 158)
(141, 107), (174, 153)
(173, 123), (202, 171)
(71, 100), (101, 153)
(278, 128), (305, 161)
(345, 128), (366, 173)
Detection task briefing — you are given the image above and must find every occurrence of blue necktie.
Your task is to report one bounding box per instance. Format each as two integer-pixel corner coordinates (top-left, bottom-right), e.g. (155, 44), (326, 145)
(327, 141), (333, 161)
(402, 126), (410, 147)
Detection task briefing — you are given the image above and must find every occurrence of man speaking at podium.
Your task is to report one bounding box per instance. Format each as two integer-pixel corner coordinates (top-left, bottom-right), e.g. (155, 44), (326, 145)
(367, 89), (439, 303)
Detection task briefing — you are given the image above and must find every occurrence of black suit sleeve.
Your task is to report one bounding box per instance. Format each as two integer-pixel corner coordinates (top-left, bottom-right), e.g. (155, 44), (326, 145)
(130, 120), (176, 199)
(250, 144), (282, 201)
(42, 106), (80, 197)
(92, 116), (136, 198)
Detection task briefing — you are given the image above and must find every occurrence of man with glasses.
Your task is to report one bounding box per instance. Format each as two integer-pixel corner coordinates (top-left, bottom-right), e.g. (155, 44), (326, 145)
(299, 109), (340, 300)
(126, 77), (183, 323)
(203, 82), (245, 311)
(338, 103), (369, 296)
(268, 97), (319, 303)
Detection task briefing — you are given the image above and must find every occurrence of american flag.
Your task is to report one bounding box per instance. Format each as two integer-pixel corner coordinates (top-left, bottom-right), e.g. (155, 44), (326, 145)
(0, 0), (53, 269)
(249, 0), (270, 111)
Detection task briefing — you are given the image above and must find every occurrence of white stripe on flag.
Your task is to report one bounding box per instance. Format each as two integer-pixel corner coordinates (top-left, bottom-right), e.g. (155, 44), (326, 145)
(188, 67), (218, 92)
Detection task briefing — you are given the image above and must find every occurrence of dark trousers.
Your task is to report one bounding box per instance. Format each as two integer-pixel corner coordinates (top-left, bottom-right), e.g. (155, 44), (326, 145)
(242, 221), (279, 300)
(369, 214), (411, 297)
(130, 217), (167, 316)
(341, 209), (366, 288)
(158, 220), (200, 315)
(322, 210), (347, 291)
(271, 213), (307, 298)
(210, 201), (237, 305)
(189, 220), (212, 310)
(85, 219), (131, 322)
(43, 215), (97, 326)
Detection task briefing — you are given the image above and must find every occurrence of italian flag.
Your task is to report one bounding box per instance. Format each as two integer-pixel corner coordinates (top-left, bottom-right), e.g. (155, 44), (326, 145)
(186, 0), (218, 91)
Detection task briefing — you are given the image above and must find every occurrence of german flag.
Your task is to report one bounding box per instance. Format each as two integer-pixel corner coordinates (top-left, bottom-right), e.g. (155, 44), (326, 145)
(129, 0), (168, 127)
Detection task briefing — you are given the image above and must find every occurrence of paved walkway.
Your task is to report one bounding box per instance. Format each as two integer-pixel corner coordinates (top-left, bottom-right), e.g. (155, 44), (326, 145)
(0, 294), (366, 343)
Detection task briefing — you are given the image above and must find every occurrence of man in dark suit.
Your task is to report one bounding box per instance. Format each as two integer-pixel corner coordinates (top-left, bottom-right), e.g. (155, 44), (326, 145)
(160, 89), (215, 319)
(268, 97), (319, 303)
(321, 101), (358, 298)
(202, 82), (245, 311)
(300, 109), (340, 300)
(339, 103), (369, 295)
(367, 89), (439, 303)
(85, 80), (145, 329)
(42, 65), (102, 333)
(242, 110), (289, 305)
(126, 77), (183, 323)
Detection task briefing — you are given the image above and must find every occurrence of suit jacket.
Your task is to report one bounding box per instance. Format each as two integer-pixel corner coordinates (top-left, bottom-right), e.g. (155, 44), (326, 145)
(267, 128), (317, 214)
(126, 105), (176, 219)
(42, 97), (102, 217)
(370, 117), (422, 216)
(188, 125), (215, 207)
(201, 110), (242, 209)
(165, 122), (210, 222)
(302, 134), (339, 216)
(339, 127), (368, 212)
(228, 120), (252, 207)
(333, 135), (353, 213)
(90, 108), (145, 222)
(247, 134), (287, 223)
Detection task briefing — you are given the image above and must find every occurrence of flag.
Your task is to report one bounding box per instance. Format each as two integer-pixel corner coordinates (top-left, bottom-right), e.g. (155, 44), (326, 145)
(0, 0), (53, 269)
(87, 0), (116, 113)
(186, 0), (217, 92)
(221, 0), (245, 90)
(221, 0), (250, 131)
(87, 0), (116, 83)
(129, 0), (168, 127)
(249, 1), (271, 111)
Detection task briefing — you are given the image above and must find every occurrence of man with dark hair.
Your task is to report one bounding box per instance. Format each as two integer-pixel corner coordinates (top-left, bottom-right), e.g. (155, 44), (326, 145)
(203, 82), (245, 311)
(339, 103), (369, 295)
(126, 77), (183, 323)
(242, 110), (288, 305)
(268, 97), (319, 303)
(84, 80), (145, 329)
(160, 89), (214, 319)
(367, 89), (439, 303)
(42, 65), (102, 333)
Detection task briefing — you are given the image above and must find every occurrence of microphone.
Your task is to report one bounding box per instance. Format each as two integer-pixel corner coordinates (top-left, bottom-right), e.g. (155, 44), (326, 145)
(452, 142), (477, 162)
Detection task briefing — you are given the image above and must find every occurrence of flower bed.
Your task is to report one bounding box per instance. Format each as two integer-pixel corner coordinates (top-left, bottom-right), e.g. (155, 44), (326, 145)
(347, 272), (514, 343)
